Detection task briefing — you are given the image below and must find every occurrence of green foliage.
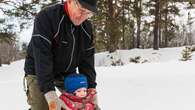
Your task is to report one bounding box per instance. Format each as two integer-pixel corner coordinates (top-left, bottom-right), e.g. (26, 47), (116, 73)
(0, 18), (5, 23)
(129, 56), (148, 63)
(130, 56), (141, 63)
(0, 0), (195, 53)
(111, 59), (124, 66)
(92, 0), (136, 52)
(0, 31), (16, 44)
(0, 0), (60, 33)
(181, 46), (192, 61)
(191, 45), (195, 52)
(22, 42), (28, 52)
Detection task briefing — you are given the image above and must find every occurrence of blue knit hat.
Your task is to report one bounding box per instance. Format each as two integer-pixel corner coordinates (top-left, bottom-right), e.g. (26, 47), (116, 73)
(64, 73), (88, 93)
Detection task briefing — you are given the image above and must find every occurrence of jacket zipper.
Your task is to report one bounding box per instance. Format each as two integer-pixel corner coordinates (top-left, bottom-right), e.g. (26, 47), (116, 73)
(65, 24), (75, 72)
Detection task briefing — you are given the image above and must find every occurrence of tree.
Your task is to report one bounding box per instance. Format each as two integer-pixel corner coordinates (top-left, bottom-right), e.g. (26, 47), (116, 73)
(153, 0), (160, 50)
(145, 0), (182, 49)
(106, 0), (122, 52)
(0, 0), (60, 64)
(0, 16), (16, 43)
(93, 0), (130, 52)
(0, 53), (1, 66)
(92, 0), (110, 52)
(161, 1), (180, 47)
(0, 31), (15, 44)
(0, 0), (60, 33)
(186, 12), (194, 45)
(133, 0), (143, 48)
(181, 46), (192, 61)
(0, 39), (18, 64)
(22, 42), (28, 52)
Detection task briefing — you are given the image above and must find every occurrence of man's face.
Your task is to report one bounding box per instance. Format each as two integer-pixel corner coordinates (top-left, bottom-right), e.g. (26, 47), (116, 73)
(68, 0), (94, 25)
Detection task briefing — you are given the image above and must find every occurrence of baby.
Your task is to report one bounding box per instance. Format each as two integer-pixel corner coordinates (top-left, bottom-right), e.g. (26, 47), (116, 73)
(60, 73), (95, 110)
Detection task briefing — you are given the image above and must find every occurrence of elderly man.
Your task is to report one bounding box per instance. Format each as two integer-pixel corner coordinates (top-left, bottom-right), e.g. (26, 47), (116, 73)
(24, 0), (100, 110)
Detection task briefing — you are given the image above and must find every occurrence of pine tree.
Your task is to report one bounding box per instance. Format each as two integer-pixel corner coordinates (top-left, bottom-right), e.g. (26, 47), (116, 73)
(181, 46), (192, 61)
(186, 12), (194, 45)
(145, 0), (181, 49)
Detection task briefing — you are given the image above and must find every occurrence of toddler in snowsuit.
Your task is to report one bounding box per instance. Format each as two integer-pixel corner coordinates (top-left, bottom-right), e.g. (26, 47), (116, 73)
(60, 73), (96, 110)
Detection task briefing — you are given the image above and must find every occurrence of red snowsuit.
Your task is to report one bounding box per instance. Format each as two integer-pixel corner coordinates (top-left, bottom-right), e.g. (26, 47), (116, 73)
(60, 91), (95, 110)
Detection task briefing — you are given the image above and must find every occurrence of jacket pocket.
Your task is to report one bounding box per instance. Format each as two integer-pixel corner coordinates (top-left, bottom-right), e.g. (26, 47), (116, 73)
(25, 75), (47, 107)
(53, 40), (71, 72)
(25, 75), (36, 105)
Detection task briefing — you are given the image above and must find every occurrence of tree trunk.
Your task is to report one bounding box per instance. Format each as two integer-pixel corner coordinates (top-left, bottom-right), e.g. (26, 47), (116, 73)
(108, 0), (115, 52)
(153, 0), (160, 50)
(159, 12), (162, 48)
(136, 0), (142, 48)
(164, 2), (168, 47)
(0, 58), (1, 67)
(136, 17), (141, 48)
(122, 0), (125, 49)
(107, 0), (119, 53)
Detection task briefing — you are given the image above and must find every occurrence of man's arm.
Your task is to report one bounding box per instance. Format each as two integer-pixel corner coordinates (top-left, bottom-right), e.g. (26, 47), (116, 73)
(78, 21), (97, 89)
(31, 9), (55, 93)
(31, 9), (69, 110)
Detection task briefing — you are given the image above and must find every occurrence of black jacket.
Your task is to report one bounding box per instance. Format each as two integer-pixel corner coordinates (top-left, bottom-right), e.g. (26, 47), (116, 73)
(24, 3), (96, 93)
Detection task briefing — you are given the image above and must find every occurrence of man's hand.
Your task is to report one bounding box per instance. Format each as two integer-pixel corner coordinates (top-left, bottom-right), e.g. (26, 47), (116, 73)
(44, 91), (68, 110)
(87, 88), (101, 110)
(88, 88), (97, 95)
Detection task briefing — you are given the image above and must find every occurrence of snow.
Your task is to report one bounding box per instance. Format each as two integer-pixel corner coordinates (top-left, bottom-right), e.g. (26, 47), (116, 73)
(18, 26), (33, 43)
(97, 61), (195, 110)
(95, 47), (185, 66)
(0, 47), (195, 110)
(0, 60), (28, 109)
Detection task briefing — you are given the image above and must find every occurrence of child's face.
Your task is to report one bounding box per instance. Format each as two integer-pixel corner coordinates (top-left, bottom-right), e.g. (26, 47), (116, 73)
(74, 87), (87, 98)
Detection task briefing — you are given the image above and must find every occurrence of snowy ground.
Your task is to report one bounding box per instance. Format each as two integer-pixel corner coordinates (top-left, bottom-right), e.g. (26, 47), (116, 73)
(0, 47), (195, 110)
